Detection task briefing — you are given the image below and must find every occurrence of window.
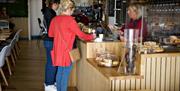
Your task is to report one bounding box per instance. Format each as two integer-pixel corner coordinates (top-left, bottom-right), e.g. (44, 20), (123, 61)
(114, 0), (127, 25)
(109, 0), (127, 25)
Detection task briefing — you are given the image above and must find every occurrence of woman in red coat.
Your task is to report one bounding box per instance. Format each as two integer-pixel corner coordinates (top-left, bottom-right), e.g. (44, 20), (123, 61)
(48, 0), (95, 91)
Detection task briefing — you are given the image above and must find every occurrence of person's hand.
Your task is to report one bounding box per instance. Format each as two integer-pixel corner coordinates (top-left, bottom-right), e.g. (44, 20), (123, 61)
(108, 24), (114, 30)
(93, 33), (96, 39)
(119, 31), (124, 35)
(120, 35), (126, 42)
(108, 24), (121, 31)
(92, 29), (96, 39)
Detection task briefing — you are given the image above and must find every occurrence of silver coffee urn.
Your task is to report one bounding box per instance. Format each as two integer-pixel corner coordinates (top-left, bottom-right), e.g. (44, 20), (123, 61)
(124, 29), (139, 74)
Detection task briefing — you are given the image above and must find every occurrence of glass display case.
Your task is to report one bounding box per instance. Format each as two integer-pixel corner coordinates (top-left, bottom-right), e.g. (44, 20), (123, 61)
(146, 2), (180, 43)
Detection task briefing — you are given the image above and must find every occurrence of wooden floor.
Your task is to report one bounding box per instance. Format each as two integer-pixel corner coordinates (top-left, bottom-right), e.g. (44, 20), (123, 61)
(1, 40), (77, 91)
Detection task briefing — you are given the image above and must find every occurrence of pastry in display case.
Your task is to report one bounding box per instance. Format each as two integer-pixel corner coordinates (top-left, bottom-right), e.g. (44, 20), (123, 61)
(95, 51), (119, 67)
(139, 41), (164, 53)
(169, 36), (180, 44)
(161, 35), (180, 45)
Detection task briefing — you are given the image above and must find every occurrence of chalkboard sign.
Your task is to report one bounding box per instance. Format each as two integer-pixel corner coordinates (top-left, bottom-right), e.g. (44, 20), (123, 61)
(0, 0), (28, 17)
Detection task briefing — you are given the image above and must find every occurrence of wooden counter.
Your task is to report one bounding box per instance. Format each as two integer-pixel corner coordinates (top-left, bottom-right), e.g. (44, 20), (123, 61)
(84, 41), (124, 58)
(87, 58), (143, 80)
(76, 41), (180, 91)
(139, 53), (180, 91)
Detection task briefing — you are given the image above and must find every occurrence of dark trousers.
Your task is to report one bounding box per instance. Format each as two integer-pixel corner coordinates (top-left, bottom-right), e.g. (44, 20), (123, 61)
(44, 40), (57, 85)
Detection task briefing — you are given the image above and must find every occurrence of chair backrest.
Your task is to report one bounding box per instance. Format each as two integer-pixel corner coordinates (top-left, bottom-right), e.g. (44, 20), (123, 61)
(0, 20), (9, 29)
(37, 18), (42, 28)
(14, 29), (23, 41)
(37, 18), (47, 35)
(6, 38), (16, 56)
(0, 45), (9, 67)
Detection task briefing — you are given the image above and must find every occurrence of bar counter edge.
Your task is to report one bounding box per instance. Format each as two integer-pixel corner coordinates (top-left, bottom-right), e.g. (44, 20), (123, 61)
(69, 40), (180, 91)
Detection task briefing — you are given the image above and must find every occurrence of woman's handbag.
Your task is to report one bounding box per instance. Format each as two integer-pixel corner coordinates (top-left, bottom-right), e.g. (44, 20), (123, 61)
(69, 48), (80, 62)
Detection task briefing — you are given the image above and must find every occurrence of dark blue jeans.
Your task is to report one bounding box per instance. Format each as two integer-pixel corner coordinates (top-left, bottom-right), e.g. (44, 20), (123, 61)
(44, 40), (57, 85)
(56, 64), (72, 91)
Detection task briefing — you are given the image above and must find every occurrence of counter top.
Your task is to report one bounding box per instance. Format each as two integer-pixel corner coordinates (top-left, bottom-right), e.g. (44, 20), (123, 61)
(141, 52), (180, 57)
(86, 58), (143, 80)
(81, 40), (122, 43)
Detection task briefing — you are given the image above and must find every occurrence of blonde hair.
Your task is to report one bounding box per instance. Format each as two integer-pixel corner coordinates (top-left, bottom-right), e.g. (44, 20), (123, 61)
(59, 0), (75, 14)
(128, 4), (142, 19)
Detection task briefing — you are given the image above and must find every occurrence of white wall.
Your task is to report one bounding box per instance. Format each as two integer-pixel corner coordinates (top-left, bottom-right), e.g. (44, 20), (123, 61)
(29, 0), (43, 37)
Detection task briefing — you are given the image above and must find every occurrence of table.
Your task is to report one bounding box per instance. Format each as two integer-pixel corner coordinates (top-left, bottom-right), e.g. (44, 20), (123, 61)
(0, 29), (12, 41)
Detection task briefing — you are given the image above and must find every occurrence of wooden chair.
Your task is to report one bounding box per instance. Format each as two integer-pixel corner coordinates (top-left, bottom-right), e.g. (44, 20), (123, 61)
(14, 29), (23, 56)
(0, 45), (9, 86)
(0, 83), (2, 91)
(6, 38), (16, 67)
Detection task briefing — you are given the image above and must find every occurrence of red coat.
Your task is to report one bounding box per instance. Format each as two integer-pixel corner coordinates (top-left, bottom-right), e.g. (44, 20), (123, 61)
(49, 15), (93, 66)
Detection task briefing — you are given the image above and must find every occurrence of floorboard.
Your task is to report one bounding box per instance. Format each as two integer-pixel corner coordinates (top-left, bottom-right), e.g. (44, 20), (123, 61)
(1, 40), (77, 91)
